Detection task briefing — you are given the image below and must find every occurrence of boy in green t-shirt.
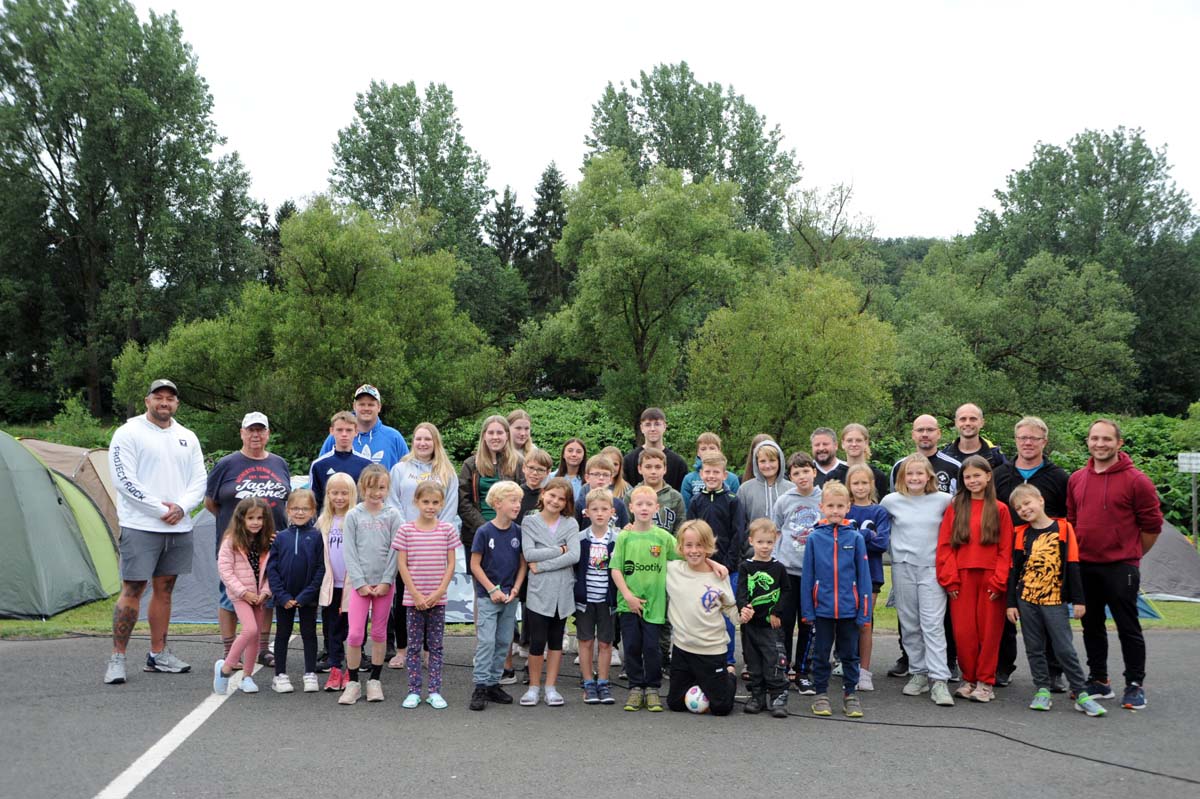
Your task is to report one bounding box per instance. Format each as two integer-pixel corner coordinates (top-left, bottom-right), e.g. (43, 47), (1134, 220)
(612, 485), (728, 713)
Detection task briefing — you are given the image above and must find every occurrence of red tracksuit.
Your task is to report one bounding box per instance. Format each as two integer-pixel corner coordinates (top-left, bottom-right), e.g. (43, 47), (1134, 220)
(936, 499), (1014, 685)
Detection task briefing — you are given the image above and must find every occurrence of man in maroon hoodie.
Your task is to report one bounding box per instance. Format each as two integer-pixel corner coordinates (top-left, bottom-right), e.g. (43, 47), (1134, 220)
(1066, 419), (1162, 711)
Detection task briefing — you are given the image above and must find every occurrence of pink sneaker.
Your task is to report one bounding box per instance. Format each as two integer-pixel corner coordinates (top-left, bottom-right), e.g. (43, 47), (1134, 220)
(324, 667), (343, 692)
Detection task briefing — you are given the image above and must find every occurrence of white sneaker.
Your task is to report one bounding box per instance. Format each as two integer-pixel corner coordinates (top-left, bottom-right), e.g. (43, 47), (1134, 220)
(573, 654), (581, 665)
(517, 646), (530, 659)
(366, 679), (384, 702)
(902, 673), (930, 696)
(240, 676), (259, 693)
(302, 673), (319, 693)
(858, 669), (874, 691)
(609, 648), (622, 667)
(520, 687), (540, 706)
(271, 674), (294, 693)
(338, 681), (361, 705)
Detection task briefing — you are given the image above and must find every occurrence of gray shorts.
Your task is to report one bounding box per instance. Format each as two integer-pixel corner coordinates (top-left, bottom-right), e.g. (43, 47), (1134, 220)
(575, 602), (616, 644)
(119, 527), (194, 582)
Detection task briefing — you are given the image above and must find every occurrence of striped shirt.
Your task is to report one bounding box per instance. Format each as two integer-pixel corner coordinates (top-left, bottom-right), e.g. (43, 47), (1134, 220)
(391, 521), (458, 605)
(584, 528), (615, 603)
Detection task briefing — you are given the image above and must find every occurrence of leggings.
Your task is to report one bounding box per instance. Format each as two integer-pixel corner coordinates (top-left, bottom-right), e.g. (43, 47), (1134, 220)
(406, 606), (446, 693)
(346, 585), (396, 648)
(776, 573), (813, 672)
(525, 608), (567, 657)
(227, 599), (271, 672)
(274, 604), (318, 676)
(321, 588), (347, 668)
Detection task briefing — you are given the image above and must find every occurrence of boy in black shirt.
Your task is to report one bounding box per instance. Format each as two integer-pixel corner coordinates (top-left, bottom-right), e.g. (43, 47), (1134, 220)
(737, 518), (790, 718)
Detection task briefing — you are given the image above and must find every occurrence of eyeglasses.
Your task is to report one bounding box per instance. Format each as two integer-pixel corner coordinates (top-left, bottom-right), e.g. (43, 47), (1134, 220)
(524, 465), (548, 474)
(1015, 436), (1045, 443)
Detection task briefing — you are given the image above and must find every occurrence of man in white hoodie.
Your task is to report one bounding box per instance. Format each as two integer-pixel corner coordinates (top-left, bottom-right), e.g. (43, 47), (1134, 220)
(104, 379), (207, 685)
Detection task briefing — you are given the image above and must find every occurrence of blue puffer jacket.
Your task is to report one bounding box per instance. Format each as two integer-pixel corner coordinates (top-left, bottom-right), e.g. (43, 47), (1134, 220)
(267, 523), (326, 607)
(800, 519), (872, 625)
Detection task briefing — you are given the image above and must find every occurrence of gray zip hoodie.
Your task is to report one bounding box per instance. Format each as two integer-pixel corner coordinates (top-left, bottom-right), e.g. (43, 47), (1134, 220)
(737, 440), (787, 529)
(343, 502), (402, 588)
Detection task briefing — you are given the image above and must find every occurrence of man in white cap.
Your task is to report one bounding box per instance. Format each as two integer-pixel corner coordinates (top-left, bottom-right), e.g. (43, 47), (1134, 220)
(105, 379), (207, 684)
(317, 384), (408, 469)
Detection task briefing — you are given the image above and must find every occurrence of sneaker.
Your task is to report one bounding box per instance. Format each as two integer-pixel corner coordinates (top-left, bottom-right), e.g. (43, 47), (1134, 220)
(499, 669), (518, 685)
(324, 667), (344, 692)
(970, 682), (995, 703)
(796, 675), (817, 695)
(930, 680), (954, 706)
(314, 657), (331, 674)
(1121, 683), (1146, 710)
(545, 686), (565, 707)
(517, 645), (530, 659)
(1048, 672), (1068, 694)
(811, 693), (832, 716)
(1084, 679), (1115, 700)
(105, 653), (127, 685)
(994, 668), (1013, 688)
(239, 675), (259, 694)
(624, 687), (645, 711)
(366, 679), (384, 702)
(302, 673), (319, 693)
(402, 692), (421, 709)
(597, 681), (615, 705)
(519, 687), (540, 706)
(744, 694), (764, 714)
(485, 684), (513, 704)
(1029, 688), (1053, 711)
(212, 659), (229, 694)
(522, 667), (530, 685)
(955, 681), (976, 699)
(618, 670), (628, 682)
(831, 660), (843, 677)
(469, 686), (487, 711)
(387, 653), (405, 670)
(887, 656), (910, 678)
(609, 649), (622, 667)
(583, 680), (600, 704)
(770, 692), (789, 718)
(428, 692), (448, 709)
(1075, 692), (1108, 717)
(902, 673), (930, 696)
(338, 681), (362, 705)
(843, 694), (863, 718)
(858, 669), (874, 691)
(145, 649), (190, 674)
(644, 689), (663, 712)
(271, 674), (294, 693)
(948, 664), (961, 683)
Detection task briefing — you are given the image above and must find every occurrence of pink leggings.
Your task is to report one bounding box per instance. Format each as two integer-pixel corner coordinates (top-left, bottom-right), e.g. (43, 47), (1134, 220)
(346, 585), (396, 648)
(227, 600), (271, 671)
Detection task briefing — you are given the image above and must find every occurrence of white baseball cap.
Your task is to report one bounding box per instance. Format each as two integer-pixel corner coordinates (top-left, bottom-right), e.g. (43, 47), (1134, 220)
(241, 412), (269, 429)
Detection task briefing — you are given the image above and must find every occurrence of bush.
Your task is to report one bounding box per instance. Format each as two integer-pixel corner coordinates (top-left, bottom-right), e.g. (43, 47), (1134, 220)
(441, 398), (633, 464)
(48, 393), (113, 448)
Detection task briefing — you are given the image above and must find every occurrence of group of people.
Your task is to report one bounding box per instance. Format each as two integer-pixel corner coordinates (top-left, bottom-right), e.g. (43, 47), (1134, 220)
(101, 381), (1164, 720)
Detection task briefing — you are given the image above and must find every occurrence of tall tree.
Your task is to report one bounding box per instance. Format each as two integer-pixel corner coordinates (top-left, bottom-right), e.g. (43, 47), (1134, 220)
(975, 127), (1200, 413)
(586, 62), (800, 231)
(0, 0), (256, 415)
(522, 162), (571, 314)
(329, 79), (492, 251)
(483, 186), (527, 267)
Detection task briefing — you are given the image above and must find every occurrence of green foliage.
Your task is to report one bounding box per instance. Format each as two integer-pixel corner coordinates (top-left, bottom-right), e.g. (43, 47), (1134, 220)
(48, 393), (113, 448)
(440, 398), (633, 464)
(558, 155), (774, 428)
(1173, 402), (1200, 452)
(586, 62), (800, 231)
(483, 186), (527, 267)
(685, 269), (897, 448)
(112, 197), (504, 451)
(521, 162), (571, 315)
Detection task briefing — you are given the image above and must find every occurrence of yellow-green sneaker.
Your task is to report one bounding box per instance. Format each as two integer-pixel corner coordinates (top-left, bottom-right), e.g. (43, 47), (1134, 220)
(624, 687), (645, 711)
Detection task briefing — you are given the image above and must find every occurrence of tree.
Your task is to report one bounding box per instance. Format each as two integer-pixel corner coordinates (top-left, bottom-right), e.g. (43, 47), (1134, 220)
(585, 62), (800, 232)
(975, 127), (1200, 413)
(522, 162), (571, 314)
(560, 154), (774, 427)
(483, 186), (527, 267)
(685, 270), (897, 446)
(113, 197), (505, 448)
(330, 80), (492, 251)
(0, 0), (257, 415)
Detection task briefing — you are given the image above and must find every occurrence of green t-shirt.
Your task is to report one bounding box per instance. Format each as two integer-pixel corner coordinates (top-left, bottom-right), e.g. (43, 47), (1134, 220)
(612, 526), (679, 624)
(478, 474), (499, 521)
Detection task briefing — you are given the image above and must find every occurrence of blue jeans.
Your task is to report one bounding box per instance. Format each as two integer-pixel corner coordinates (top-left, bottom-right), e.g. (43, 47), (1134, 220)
(473, 597), (518, 686)
(619, 612), (663, 689)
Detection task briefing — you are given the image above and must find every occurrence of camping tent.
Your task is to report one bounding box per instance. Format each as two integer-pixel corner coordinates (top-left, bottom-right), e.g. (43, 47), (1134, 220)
(1142, 521), (1200, 602)
(0, 431), (120, 618)
(19, 438), (120, 541)
(140, 509), (220, 624)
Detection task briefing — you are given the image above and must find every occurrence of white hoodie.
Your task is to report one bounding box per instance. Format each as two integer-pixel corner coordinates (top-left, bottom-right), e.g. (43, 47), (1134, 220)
(108, 415), (207, 533)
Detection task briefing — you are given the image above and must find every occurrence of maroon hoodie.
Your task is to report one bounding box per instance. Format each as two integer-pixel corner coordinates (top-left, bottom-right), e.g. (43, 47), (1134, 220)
(1066, 451), (1163, 566)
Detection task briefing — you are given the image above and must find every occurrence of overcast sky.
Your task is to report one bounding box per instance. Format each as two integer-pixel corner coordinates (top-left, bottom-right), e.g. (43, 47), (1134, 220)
(141, 0), (1199, 238)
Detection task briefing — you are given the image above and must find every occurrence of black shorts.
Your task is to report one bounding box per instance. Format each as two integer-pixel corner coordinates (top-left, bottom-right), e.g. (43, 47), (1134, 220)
(575, 602), (616, 644)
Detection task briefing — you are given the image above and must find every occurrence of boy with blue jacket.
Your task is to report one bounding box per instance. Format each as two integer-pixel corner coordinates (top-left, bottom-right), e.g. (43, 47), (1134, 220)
(801, 480), (872, 718)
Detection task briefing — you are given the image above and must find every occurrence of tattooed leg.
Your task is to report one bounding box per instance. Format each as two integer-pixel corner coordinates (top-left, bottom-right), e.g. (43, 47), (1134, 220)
(113, 581), (147, 654)
(148, 575), (177, 652)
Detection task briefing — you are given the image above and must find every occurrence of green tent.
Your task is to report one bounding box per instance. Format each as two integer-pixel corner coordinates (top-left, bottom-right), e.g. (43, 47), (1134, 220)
(0, 431), (119, 618)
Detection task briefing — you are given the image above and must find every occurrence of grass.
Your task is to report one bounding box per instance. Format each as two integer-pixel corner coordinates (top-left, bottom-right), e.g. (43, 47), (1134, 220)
(4, 569), (1200, 640)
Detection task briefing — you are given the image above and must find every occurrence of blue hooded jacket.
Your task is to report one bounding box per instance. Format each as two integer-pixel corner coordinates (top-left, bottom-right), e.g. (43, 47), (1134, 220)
(846, 504), (892, 585)
(267, 522), (326, 607)
(800, 519), (872, 625)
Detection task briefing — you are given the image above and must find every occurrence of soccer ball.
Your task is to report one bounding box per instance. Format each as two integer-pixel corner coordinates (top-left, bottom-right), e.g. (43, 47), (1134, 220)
(684, 685), (709, 714)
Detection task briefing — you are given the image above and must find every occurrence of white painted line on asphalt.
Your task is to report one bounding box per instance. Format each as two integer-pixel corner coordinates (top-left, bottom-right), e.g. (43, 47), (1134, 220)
(94, 635), (294, 799)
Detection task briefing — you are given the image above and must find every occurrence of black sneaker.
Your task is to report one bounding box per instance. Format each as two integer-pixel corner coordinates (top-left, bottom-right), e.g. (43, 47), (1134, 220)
(744, 694), (764, 714)
(314, 657), (331, 674)
(994, 668), (1013, 688)
(1048, 672), (1068, 693)
(887, 656), (909, 678)
(499, 668), (518, 685)
(1083, 679), (1115, 700)
(770, 692), (789, 718)
(522, 667), (530, 685)
(469, 686), (488, 711)
(948, 663), (961, 683)
(796, 675), (816, 696)
(485, 684), (513, 704)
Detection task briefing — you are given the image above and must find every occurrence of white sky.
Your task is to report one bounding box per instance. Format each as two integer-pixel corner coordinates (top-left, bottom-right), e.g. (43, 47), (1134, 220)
(142, 0), (1199, 238)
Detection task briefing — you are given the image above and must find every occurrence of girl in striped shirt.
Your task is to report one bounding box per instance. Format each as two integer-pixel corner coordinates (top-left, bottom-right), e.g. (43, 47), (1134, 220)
(392, 482), (459, 709)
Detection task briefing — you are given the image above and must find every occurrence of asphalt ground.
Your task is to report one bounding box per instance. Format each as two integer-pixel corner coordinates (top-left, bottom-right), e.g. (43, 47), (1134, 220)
(3, 630), (1198, 799)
